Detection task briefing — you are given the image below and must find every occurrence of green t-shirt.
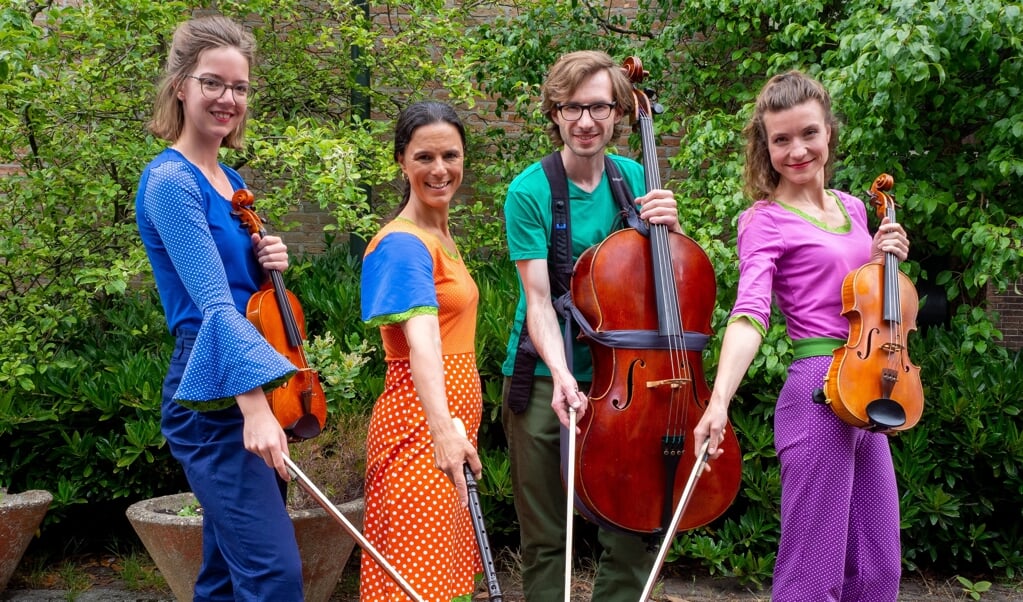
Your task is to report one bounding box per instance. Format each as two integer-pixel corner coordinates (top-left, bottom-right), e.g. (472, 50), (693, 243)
(501, 153), (647, 380)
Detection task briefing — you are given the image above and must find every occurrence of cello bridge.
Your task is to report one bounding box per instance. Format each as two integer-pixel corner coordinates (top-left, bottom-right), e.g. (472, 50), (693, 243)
(880, 342), (905, 353)
(646, 377), (690, 389)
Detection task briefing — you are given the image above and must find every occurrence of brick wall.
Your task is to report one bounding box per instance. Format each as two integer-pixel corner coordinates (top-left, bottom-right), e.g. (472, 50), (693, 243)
(988, 279), (1023, 351)
(5, 1), (1022, 350)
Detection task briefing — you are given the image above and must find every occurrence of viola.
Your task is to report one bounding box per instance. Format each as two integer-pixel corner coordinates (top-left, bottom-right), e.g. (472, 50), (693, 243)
(822, 173), (924, 432)
(568, 57), (742, 538)
(232, 189), (327, 440)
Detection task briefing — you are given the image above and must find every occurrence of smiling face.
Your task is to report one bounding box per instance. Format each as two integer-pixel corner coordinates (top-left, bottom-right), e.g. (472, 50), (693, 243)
(552, 69), (623, 161)
(762, 99), (832, 193)
(397, 122), (465, 211)
(176, 46), (250, 145)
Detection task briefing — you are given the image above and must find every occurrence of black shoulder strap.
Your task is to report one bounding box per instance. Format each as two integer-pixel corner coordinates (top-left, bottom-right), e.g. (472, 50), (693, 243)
(604, 156), (649, 236)
(540, 152), (573, 299)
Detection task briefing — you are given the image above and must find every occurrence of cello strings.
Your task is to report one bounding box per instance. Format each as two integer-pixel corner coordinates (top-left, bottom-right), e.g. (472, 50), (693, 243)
(639, 109), (687, 440)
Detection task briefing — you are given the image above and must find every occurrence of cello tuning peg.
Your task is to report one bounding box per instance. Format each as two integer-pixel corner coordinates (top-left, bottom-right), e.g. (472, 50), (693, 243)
(651, 102), (665, 115)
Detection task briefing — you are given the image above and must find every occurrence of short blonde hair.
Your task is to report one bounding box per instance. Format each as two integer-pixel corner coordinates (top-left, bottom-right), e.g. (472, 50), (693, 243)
(148, 15), (256, 149)
(541, 50), (635, 148)
(742, 70), (840, 201)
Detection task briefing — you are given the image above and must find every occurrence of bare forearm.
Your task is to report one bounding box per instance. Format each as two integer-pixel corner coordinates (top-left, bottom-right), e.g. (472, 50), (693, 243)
(708, 318), (764, 411)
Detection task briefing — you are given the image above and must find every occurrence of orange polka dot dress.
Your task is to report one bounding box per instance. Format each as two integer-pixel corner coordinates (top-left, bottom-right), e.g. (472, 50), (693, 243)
(359, 218), (483, 602)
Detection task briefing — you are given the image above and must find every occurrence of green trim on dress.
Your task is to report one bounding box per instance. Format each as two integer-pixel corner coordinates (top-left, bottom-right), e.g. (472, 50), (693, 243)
(365, 305), (438, 328)
(776, 190), (852, 233)
(727, 313), (767, 337)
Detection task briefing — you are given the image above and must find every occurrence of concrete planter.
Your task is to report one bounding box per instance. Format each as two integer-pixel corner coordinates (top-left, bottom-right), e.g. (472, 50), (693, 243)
(0, 489), (53, 593)
(126, 492), (364, 602)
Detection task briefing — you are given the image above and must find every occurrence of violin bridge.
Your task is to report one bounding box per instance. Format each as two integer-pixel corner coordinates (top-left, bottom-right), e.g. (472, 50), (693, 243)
(880, 342), (905, 353)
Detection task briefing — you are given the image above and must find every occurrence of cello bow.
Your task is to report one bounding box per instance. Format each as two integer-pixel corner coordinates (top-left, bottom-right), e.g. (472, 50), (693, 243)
(564, 407), (577, 602)
(639, 439), (711, 600)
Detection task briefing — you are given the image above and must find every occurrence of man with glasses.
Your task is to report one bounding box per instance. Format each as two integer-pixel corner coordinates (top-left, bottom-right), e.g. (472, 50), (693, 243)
(501, 50), (685, 601)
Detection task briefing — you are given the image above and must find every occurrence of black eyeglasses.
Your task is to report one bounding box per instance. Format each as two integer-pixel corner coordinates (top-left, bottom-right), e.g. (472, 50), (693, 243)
(555, 101), (617, 121)
(185, 75), (254, 100)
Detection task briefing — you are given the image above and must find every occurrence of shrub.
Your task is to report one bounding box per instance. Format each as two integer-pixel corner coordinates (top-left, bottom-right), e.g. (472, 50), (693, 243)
(0, 289), (183, 518)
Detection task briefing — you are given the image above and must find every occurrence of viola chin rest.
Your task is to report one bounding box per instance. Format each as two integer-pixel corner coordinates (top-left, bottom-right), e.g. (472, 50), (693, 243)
(866, 398), (906, 431)
(287, 414), (323, 441)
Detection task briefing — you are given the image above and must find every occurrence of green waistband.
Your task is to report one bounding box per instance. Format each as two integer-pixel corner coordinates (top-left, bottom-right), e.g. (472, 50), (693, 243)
(792, 337), (845, 360)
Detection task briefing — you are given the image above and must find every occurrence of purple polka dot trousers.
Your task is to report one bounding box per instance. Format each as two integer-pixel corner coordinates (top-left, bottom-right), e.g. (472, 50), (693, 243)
(771, 356), (902, 602)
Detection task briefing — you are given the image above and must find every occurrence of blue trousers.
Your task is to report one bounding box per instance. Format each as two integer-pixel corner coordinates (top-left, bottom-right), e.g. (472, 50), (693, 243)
(161, 331), (303, 602)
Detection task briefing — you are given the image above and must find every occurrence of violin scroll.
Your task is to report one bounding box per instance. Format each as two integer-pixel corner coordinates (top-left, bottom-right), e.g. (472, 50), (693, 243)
(231, 189), (266, 237)
(868, 173), (897, 220)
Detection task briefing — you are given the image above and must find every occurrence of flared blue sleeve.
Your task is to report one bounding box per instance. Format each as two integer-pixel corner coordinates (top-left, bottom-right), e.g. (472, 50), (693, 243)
(360, 231), (438, 327)
(139, 158), (296, 408)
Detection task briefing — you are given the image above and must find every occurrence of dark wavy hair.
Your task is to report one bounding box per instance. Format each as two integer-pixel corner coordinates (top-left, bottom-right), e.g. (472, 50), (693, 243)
(393, 101), (467, 211)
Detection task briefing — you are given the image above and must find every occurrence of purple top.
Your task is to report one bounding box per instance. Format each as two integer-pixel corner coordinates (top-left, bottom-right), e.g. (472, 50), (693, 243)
(730, 190), (873, 341)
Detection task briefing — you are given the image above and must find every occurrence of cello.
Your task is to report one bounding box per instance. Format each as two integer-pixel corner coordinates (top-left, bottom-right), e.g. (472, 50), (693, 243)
(232, 189), (327, 440)
(567, 57), (742, 539)
(821, 173), (924, 432)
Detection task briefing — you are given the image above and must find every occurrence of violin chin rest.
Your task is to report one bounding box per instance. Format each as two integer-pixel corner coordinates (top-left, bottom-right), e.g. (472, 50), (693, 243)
(866, 398), (906, 431)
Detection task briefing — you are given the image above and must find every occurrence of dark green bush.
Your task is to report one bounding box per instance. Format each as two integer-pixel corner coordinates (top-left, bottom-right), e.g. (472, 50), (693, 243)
(896, 307), (1023, 579)
(0, 289), (183, 519)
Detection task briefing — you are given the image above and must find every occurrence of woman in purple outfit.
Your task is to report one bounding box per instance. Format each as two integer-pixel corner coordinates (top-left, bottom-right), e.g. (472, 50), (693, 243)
(693, 70), (909, 601)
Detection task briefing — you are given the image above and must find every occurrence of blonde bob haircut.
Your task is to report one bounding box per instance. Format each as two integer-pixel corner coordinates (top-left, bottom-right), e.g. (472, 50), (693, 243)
(541, 50), (635, 148)
(742, 70), (840, 201)
(148, 15), (256, 150)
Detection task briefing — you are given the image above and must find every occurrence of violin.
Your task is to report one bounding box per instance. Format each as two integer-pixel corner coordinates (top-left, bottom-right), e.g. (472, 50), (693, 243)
(232, 189), (327, 440)
(567, 57), (742, 539)
(822, 174), (924, 432)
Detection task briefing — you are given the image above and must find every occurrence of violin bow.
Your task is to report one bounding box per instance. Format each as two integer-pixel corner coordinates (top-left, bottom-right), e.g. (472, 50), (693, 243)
(639, 438), (711, 601)
(282, 456), (425, 602)
(564, 406), (577, 602)
(453, 418), (504, 601)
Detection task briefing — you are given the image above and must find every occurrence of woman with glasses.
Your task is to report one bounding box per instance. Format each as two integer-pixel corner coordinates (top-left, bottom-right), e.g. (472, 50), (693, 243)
(500, 50), (685, 601)
(135, 15), (304, 602)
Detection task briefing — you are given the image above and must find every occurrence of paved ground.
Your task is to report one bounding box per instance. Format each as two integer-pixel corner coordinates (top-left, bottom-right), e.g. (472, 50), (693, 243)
(3, 550), (1022, 601)
(4, 572), (1023, 602)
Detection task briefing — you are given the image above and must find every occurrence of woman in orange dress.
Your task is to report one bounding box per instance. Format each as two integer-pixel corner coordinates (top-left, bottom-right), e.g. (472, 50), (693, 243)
(359, 100), (483, 601)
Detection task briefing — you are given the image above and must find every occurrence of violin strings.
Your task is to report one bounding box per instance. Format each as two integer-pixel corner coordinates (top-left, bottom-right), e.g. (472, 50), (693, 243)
(886, 203), (902, 377)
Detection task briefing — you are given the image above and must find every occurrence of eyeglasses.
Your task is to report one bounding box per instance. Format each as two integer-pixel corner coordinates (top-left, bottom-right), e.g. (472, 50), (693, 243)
(555, 101), (617, 121)
(185, 75), (254, 100)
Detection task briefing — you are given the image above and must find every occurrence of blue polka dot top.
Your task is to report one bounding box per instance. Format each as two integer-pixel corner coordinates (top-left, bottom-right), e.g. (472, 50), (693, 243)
(135, 148), (296, 409)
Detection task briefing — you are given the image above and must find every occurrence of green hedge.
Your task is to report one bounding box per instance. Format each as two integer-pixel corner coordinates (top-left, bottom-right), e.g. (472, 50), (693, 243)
(2, 238), (1021, 585)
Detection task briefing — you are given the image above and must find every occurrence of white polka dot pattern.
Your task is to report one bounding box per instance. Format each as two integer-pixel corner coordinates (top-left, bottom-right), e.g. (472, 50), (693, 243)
(772, 356), (902, 601)
(360, 353), (483, 601)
